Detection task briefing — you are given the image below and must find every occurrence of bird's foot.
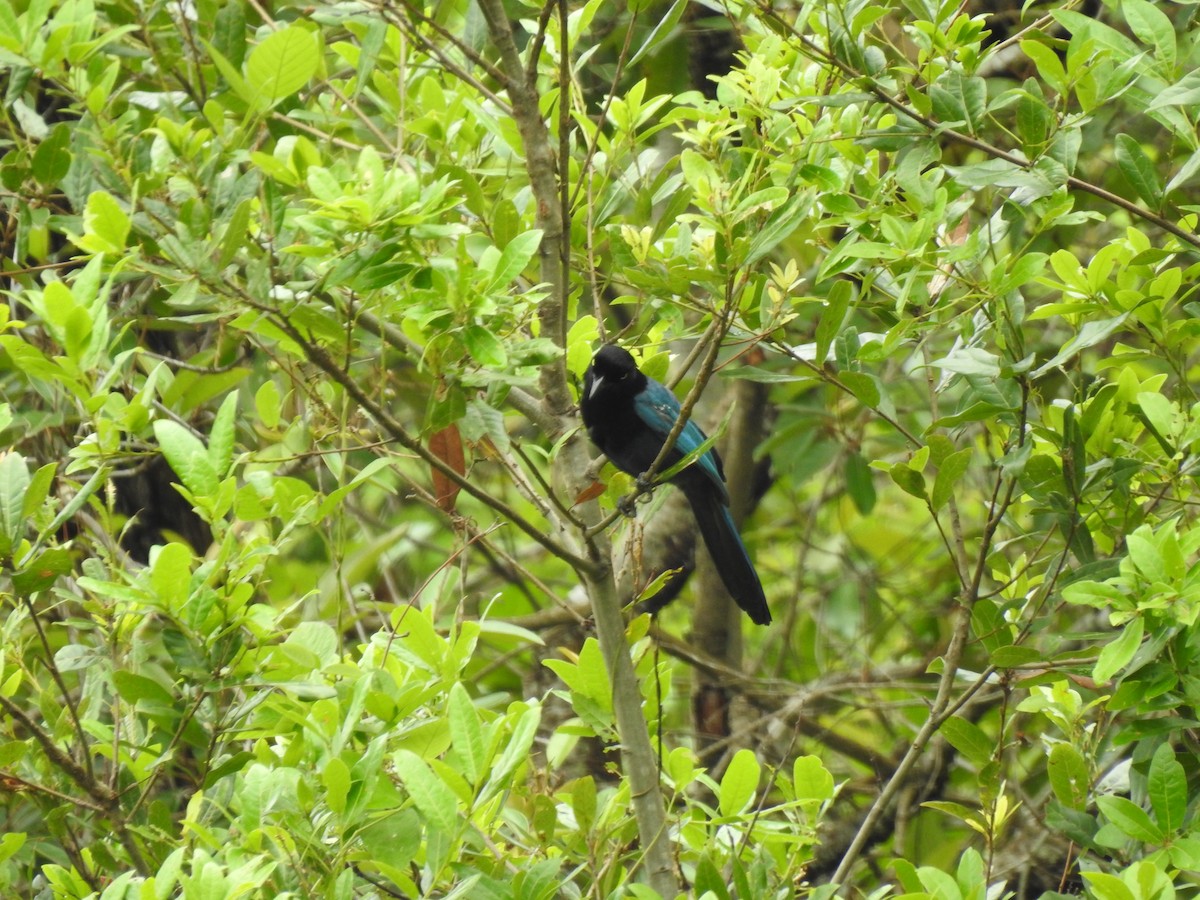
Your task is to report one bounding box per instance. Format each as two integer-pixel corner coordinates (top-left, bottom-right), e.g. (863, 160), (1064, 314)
(617, 493), (638, 518)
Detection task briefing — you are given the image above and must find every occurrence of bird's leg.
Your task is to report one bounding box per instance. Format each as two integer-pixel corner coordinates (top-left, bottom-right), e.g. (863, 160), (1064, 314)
(617, 492), (639, 518)
(617, 471), (657, 516)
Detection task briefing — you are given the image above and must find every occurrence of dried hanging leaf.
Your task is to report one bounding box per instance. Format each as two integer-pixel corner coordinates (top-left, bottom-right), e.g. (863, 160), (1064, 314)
(429, 424), (465, 513)
(574, 480), (606, 505)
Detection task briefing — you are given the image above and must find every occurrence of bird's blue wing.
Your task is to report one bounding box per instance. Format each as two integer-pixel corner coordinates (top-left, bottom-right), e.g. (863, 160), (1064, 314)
(633, 379), (726, 494)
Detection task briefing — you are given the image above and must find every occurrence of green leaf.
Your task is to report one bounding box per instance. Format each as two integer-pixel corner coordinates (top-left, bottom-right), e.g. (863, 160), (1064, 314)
(255, 381), (282, 429)
(203, 38), (256, 107)
(359, 808), (421, 874)
(0, 452), (31, 561)
(212, 0), (248, 69)
(1167, 147), (1200, 194)
(840, 371), (880, 408)
(80, 190), (130, 254)
(680, 149), (718, 197)
(483, 704), (541, 801)
(1122, 0), (1175, 74)
(1094, 617), (1143, 684)
(745, 191), (810, 265)
(1080, 872), (1136, 900)
(1016, 86), (1052, 150)
(931, 448), (971, 512)
(447, 682), (486, 788)
(1052, 10), (1140, 60)
(0, 451), (30, 562)
(972, 599), (1012, 653)
(246, 25), (319, 104)
(544, 638), (609, 710)
(113, 670), (175, 708)
(32, 123), (71, 185)
(693, 855), (732, 900)
(1136, 392), (1175, 448)
(151, 542), (193, 611)
(489, 229), (543, 290)
(0, 832), (24, 866)
(1148, 70), (1200, 110)
(939, 716), (993, 768)
(719, 748), (760, 816)
(917, 865), (963, 899)
(11, 547), (71, 595)
(1148, 742), (1187, 835)
(1129, 522), (1176, 582)
(930, 71), (986, 133)
(628, 0), (687, 67)
(1048, 743), (1090, 811)
(1032, 315), (1129, 377)
(321, 757), (350, 816)
(931, 347), (1000, 377)
(815, 280), (852, 367)
(923, 800), (985, 832)
(989, 645), (1042, 668)
(1020, 40), (1067, 94)
(956, 848), (985, 895)
(792, 755), (835, 802)
(462, 325), (507, 368)
(893, 858), (923, 893)
(844, 451), (876, 515)
(889, 464), (927, 501)
(208, 391), (239, 478)
(154, 419), (219, 498)
(1114, 134), (1161, 207)
(392, 749), (460, 834)
(1096, 795), (1163, 843)
(218, 197), (253, 269)
(21, 465), (55, 520)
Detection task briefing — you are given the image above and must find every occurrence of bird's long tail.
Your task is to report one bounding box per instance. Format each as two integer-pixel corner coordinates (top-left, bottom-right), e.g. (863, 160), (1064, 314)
(684, 487), (771, 625)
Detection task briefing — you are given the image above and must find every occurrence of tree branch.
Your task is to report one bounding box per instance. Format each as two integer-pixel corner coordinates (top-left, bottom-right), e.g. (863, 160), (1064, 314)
(473, 1), (678, 892)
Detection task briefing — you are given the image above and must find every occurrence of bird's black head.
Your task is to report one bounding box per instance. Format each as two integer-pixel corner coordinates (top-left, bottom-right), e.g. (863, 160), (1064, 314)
(584, 344), (646, 407)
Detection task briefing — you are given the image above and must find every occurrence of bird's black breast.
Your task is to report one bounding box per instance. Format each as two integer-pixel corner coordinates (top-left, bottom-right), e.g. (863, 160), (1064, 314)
(582, 393), (678, 478)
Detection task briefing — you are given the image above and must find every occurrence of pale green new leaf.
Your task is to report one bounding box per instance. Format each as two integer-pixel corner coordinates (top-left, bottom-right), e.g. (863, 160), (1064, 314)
(154, 419), (219, 498)
(81, 190), (130, 254)
(246, 25), (319, 104)
(150, 542), (193, 611)
(792, 756), (835, 802)
(719, 748), (760, 817)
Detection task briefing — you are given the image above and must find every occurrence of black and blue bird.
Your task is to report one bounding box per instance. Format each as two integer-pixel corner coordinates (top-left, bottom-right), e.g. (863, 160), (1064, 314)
(580, 344), (771, 625)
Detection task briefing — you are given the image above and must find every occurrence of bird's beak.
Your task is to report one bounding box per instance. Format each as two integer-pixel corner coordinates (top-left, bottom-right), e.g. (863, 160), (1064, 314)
(587, 374), (604, 400)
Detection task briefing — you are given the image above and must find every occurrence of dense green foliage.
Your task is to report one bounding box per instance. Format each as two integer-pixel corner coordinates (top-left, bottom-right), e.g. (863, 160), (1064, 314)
(3, 0), (1200, 896)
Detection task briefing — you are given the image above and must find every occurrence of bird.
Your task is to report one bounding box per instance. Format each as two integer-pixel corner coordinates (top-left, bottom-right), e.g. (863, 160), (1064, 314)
(580, 344), (771, 625)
